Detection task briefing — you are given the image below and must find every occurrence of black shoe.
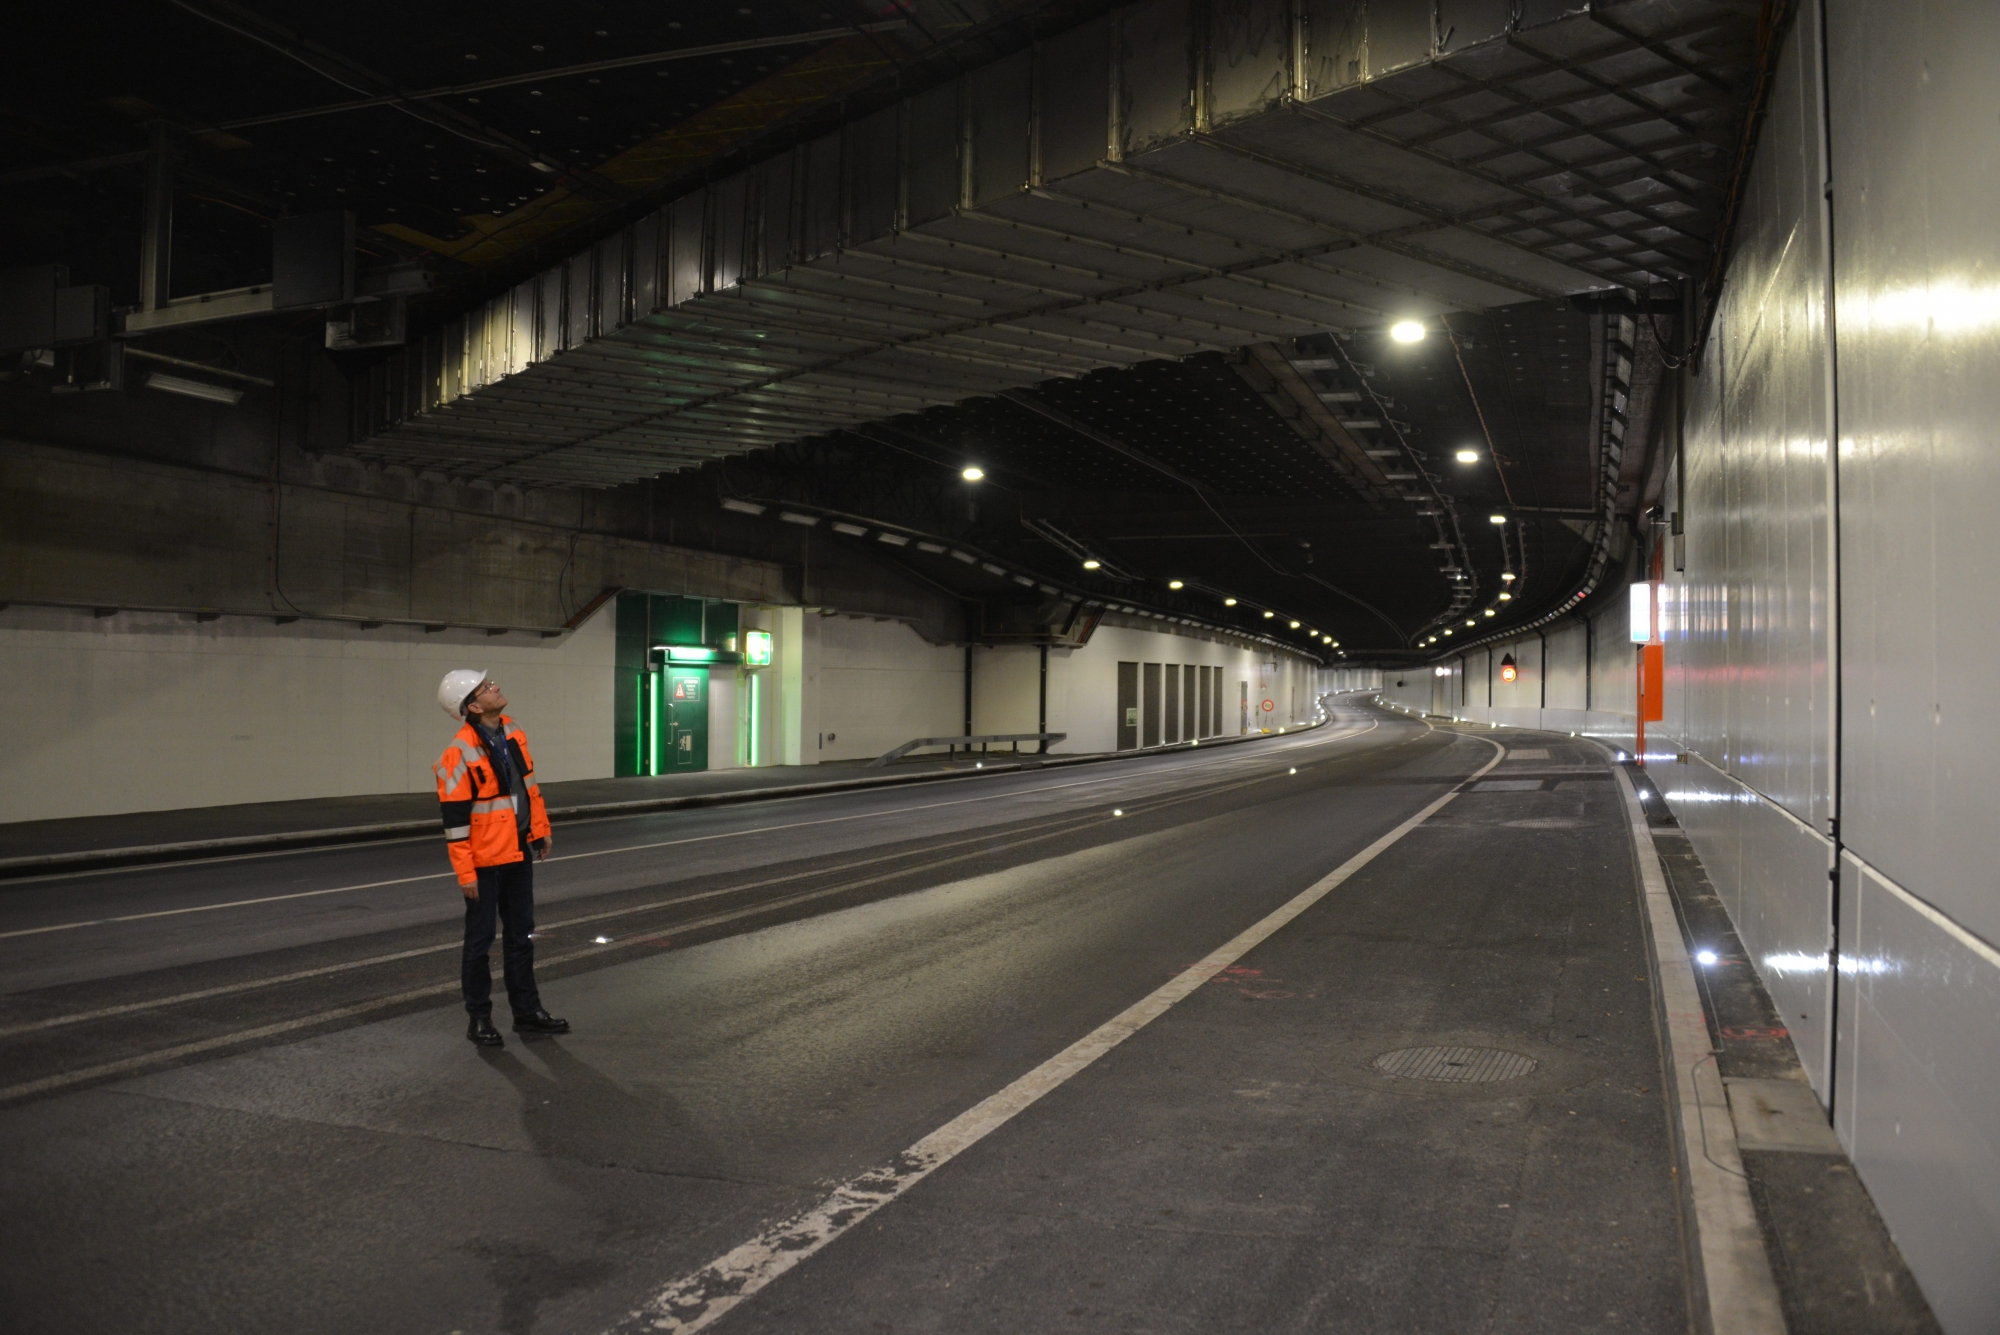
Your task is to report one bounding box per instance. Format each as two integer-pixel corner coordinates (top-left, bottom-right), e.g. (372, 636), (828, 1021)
(512, 1008), (570, 1035)
(467, 1016), (504, 1047)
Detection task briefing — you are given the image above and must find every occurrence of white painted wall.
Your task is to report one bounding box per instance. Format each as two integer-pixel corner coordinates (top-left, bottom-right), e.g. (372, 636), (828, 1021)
(1, 600), (616, 823)
(810, 615), (965, 763)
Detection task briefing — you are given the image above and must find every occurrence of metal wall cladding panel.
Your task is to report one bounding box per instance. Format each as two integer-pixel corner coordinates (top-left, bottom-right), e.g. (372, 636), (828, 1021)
(906, 80), (963, 226)
(1367, 0), (1434, 75)
(1831, 0), (2000, 949)
(1436, 0), (1512, 54)
(1118, 0), (1193, 157)
(440, 319), (465, 403)
(1300, 0), (1366, 95)
(712, 174), (750, 291)
(1837, 854), (2000, 1333)
(1038, 17), (1111, 182)
(846, 105), (901, 245)
(969, 49), (1032, 206)
(534, 269), (561, 361)
(1676, 13), (1833, 837)
(595, 233), (628, 330)
(669, 192), (706, 304)
(508, 280), (536, 373)
(1543, 622), (1589, 710)
(799, 133), (842, 260)
(1656, 754), (1836, 1094)
(631, 212), (662, 316)
(564, 251), (593, 347)
(756, 152), (796, 273)
(1207, 0), (1292, 128)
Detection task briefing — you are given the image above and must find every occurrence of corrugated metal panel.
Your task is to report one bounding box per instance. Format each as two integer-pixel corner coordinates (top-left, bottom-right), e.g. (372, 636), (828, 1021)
(969, 50), (1032, 206)
(668, 191), (705, 305)
(755, 152), (795, 274)
(1300, 0), (1366, 96)
(348, 0), (1745, 488)
(1207, 0), (1292, 127)
(906, 80), (963, 226)
(846, 104), (901, 245)
(1118, 0), (1193, 157)
(1038, 18), (1112, 182)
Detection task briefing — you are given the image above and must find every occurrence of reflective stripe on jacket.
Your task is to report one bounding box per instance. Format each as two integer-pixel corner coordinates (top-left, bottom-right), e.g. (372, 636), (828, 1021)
(433, 716), (551, 883)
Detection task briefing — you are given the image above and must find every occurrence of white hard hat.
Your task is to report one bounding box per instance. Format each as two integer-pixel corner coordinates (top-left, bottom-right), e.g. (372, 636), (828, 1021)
(438, 668), (487, 720)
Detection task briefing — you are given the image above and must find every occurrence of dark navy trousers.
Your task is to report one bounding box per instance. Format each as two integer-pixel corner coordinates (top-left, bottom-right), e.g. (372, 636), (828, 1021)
(461, 858), (543, 1019)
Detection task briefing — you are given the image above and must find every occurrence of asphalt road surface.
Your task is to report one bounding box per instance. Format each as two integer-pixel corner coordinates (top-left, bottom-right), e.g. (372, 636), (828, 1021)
(0, 697), (1684, 1334)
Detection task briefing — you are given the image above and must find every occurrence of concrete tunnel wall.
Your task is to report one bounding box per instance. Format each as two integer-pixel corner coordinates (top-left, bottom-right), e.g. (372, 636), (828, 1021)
(1383, 4), (2000, 1324)
(0, 599), (1330, 824)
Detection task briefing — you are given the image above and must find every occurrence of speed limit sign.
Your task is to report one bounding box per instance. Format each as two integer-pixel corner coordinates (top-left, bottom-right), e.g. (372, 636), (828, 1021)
(1260, 699), (1275, 713)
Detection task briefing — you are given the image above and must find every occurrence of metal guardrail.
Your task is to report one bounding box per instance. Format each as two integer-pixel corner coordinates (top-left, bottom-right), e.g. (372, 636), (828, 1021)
(869, 732), (1066, 768)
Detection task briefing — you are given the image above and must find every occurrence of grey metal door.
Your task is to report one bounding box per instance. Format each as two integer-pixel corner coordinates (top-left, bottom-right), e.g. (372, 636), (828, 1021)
(1183, 665), (1197, 739)
(1198, 665), (1212, 736)
(1162, 665), (1180, 744)
(1117, 661), (1138, 751)
(1142, 663), (1161, 747)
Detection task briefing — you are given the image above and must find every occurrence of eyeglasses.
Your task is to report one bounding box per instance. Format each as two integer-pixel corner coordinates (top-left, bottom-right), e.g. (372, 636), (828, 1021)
(474, 681), (501, 698)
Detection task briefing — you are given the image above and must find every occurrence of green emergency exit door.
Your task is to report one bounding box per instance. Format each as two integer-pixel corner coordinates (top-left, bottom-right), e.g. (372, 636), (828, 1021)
(664, 666), (708, 772)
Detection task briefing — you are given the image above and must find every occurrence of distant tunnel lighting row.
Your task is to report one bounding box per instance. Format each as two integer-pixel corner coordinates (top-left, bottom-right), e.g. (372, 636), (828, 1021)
(716, 498), (1334, 660)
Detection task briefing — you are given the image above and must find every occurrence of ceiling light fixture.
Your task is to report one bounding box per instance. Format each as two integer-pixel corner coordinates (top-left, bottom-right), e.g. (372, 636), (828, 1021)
(1455, 449), (1479, 463)
(1498, 591), (1512, 601)
(1389, 319), (1426, 344)
(1223, 597), (1237, 606)
(1489, 513), (1507, 525)
(1263, 610), (1275, 619)
(1501, 572), (1515, 582)
(961, 466), (984, 482)
(1168, 580), (1183, 590)
(1483, 608), (1497, 617)
(1082, 559), (1100, 570)
(1289, 620), (1301, 629)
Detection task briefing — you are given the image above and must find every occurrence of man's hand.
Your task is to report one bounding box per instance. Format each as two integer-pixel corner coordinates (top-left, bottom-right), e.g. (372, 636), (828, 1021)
(460, 879), (478, 900)
(533, 833), (553, 861)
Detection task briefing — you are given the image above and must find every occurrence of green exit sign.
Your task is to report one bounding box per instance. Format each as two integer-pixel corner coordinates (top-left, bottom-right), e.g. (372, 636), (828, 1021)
(744, 629), (773, 666)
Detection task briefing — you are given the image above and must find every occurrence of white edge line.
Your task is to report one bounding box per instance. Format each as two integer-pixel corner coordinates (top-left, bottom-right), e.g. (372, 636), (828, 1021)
(0, 720), (1389, 1039)
(608, 723), (1496, 1335)
(0, 718), (1357, 886)
(1611, 764), (1786, 1335)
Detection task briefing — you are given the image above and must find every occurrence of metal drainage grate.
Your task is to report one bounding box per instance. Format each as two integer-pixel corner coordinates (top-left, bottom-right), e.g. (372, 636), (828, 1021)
(1373, 1046), (1538, 1083)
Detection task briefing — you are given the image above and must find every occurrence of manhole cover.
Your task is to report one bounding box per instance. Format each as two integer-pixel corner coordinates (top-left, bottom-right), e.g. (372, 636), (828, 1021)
(1374, 1046), (1538, 1083)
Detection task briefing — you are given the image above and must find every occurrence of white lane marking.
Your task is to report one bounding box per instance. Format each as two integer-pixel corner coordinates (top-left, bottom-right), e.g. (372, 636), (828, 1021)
(0, 720), (1397, 1098)
(608, 726), (1499, 1335)
(0, 718), (1370, 889)
(0, 728), (1377, 1038)
(0, 724), (1375, 940)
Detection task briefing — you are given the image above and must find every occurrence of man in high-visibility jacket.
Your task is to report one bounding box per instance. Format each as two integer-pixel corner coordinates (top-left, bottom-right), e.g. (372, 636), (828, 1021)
(435, 669), (569, 1047)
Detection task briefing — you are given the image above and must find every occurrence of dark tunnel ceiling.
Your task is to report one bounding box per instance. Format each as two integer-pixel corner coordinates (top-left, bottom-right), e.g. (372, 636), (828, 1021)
(2, 0), (1770, 660)
(688, 302), (1602, 658)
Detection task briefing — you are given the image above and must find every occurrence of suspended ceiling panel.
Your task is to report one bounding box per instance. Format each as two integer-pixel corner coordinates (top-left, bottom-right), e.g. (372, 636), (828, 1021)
(351, 0), (1755, 487)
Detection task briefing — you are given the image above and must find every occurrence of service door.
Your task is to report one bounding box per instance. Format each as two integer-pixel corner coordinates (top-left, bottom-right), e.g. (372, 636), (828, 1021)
(1183, 666), (1197, 739)
(1198, 665), (1212, 737)
(1162, 666), (1180, 744)
(1116, 661), (1139, 751)
(666, 667), (709, 771)
(1142, 663), (1162, 747)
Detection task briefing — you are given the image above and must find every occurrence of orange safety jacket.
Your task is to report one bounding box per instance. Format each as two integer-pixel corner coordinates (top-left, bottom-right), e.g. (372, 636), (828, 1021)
(433, 715), (551, 885)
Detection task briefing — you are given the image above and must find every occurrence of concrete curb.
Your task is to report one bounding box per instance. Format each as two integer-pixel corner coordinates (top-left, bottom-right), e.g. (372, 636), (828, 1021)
(0, 714), (1332, 880)
(1610, 762), (1787, 1335)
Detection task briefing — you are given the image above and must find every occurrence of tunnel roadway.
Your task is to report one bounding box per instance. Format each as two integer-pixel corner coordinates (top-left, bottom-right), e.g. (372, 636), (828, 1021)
(0, 699), (1685, 1334)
